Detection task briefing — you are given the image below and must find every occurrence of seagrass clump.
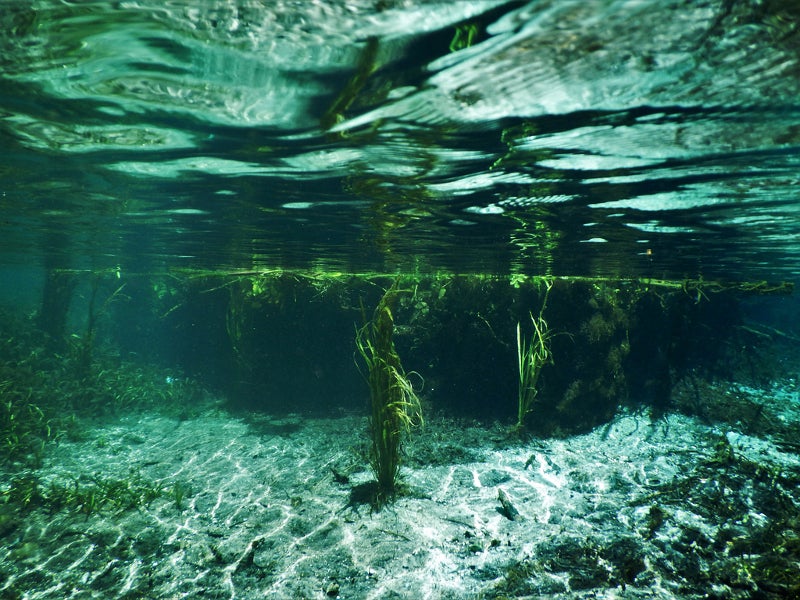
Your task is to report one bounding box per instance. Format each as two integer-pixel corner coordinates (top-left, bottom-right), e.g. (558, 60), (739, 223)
(356, 286), (422, 497)
(515, 279), (553, 433)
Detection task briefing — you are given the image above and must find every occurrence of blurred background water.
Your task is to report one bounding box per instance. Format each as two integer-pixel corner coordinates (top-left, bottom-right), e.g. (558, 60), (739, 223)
(2, 0), (799, 282)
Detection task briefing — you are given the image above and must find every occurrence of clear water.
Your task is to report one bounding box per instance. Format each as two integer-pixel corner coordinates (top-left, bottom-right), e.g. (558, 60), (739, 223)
(2, 0), (799, 280)
(3, 4), (800, 598)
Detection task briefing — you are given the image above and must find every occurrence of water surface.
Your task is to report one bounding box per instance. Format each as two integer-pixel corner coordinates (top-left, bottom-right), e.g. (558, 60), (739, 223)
(2, 0), (799, 280)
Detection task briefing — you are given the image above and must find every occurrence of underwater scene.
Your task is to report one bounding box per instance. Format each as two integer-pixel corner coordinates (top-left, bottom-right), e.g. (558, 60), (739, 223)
(2, 1), (800, 599)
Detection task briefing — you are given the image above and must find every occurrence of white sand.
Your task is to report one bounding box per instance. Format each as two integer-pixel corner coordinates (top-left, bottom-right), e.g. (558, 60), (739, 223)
(2, 382), (799, 599)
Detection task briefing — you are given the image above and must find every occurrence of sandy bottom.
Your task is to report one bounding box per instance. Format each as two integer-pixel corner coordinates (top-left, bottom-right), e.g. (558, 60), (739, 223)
(2, 382), (799, 599)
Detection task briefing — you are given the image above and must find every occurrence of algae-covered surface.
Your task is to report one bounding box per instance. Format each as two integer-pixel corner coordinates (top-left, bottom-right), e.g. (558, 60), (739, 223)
(2, 379), (799, 599)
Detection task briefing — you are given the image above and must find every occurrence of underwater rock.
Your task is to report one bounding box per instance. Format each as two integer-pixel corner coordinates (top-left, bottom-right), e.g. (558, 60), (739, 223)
(497, 487), (521, 521)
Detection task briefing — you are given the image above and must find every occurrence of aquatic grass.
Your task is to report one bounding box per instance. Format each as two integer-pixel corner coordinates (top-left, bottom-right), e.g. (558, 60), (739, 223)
(3, 474), (45, 512)
(0, 381), (58, 466)
(514, 279), (553, 433)
(3, 470), (171, 516)
(170, 481), (193, 510)
(0, 307), (208, 475)
(356, 284), (423, 500)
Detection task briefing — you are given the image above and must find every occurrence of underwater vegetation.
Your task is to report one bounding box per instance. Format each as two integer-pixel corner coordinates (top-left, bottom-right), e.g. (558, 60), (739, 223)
(628, 434), (800, 598)
(110, 268), (794, 430)
(514, 278), (553, 434)
(481, 428), (800, 599)
(2, 469), (187, 516)
(3, 266), (794, 514)
(0, 304), (204, 469)
(0, 386), (58, 469)
(356, 283), (423, 500)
